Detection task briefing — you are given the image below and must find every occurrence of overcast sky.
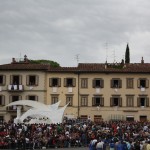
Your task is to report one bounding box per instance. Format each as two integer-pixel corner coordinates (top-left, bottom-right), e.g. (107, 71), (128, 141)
(0, 0), (150, 66)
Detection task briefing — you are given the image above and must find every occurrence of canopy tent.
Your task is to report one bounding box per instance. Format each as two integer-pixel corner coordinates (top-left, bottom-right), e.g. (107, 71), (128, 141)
(6, 100), (68, 124)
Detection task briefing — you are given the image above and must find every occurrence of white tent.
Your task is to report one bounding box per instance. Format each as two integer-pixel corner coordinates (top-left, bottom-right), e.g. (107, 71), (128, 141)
(6, 100), (68, 124)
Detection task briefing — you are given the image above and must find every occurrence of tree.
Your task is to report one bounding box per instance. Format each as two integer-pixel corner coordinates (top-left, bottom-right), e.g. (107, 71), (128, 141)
(125, 44), (130, 63)
(30, 59), (60, 67)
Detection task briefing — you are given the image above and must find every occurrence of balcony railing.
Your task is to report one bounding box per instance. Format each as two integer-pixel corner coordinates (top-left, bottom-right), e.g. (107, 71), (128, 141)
(8, 85), (24, 91)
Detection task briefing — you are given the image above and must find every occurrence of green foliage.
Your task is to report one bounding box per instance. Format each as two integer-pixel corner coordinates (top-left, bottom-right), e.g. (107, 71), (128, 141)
(30, 59), (60, 67)
(125, 44), (130, 63)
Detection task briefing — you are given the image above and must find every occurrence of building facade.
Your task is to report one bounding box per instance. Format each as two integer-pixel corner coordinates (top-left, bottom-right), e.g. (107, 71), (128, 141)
(0, 56), (49, 122)
(0, 56), (150, 122)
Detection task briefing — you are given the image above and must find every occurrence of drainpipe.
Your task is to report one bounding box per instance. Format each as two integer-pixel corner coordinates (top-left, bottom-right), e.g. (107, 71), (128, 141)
(77, 72), (80, 118)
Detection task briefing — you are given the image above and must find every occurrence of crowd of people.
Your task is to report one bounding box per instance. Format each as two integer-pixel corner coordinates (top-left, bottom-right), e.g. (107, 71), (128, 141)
(0, 118), (150, 150)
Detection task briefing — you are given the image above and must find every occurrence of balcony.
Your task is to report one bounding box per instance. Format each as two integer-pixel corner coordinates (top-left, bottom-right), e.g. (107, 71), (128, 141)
(8, 85), (24, 92)
(6, 106), (23, 112)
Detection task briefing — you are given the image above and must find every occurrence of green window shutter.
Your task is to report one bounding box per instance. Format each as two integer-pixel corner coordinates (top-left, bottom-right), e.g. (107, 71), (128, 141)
(111, 80), (113, 88)
(19, 95), (22, 100)
(35, 96), (38, 101)
(2, 75), (6, 85)
(35, 75), (39, 86)
(137, 79), (140, 88)
(93, 79), (96, 88)
(2, 95), (5, 105)
(64, 78), (67, 87)
(146, 98), (149, 107)
(10, 75), (13, 85)
(119, 98), (122, 107)
(100, 97), (104, 106)
(146, 79), (149, 88)
(137, 97), (140, 107)
(49, 78), (52, 87)
(101, 79), (104, 88)
(73, 78), (76, 87)
(26, 75), (29, 86)
(92, 97), (95, 106)
(58, 78), (61, 87)
(110, 98), (113, 107)
(119, 80), (122, 88)
(19, 75), (22, 84)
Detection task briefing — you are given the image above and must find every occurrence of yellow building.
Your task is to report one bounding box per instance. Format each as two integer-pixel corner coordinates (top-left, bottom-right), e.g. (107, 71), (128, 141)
(0, 56), (49, 122)
(0, 56), (150, 122)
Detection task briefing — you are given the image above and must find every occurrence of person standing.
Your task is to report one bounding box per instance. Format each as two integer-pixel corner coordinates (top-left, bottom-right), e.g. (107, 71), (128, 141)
(146, 141), (150, 150)
(96, 139), (104, 150)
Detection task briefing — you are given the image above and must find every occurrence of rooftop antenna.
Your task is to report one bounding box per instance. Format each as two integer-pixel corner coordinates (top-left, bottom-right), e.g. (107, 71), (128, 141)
(75, 54), (80, 66)
(113, 49), (116, 63)
(19, 52), (22, 62)
(105, 42), (108, 62)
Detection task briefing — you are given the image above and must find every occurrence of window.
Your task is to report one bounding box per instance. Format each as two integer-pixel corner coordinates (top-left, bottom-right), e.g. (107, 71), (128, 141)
(126, 95), (134, 107)
(111, 78), (122, 88)
(0, 75), (6, 85)
(8, 95), (22, 110)
(126, 78), (134, 88)
(93, 78), (104, 88)
(80, 115), (88, 121)
(49, 78), (61, 87)
(80, 95), (88, 106)
(10, 75), (22, 85)
(110, 96), (122, 107)
(64, 78), (76, 87)
(10, 95), (21, 103)
(94, 115), (102, 123)
(51, 95), (58, 104)
(81, 78), (88, 88)
(26, 95), (38, 101)
(66, 95), (73, 106)
(137, 78), (149, 88)
(26, 75), (39, 86)
(0, 95), (5, 106)
(137, 96), (149, 107)
(92, 96), (104, 106)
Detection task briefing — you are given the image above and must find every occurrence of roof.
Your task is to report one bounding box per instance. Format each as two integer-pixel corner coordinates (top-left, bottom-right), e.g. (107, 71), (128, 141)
(77, 63), (150, 73)
(1, 61), (150, 73)
(0, 63), (50, 70)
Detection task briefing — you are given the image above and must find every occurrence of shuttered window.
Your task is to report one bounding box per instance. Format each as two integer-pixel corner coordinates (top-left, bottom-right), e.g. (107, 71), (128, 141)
(137, 78), (149, 88)
(64, 78), (76, 87)
(0, 95), (5, 105)
(0, 75), (6, 85)
(81, 78), (88, 88)
(137, 97), (149, 107)
(111, 78), (122, 88)
(126, 78), (134, 88)
(126, 95), (134, 107)
(81, 96), (88, 106)
(49, 78), (61, 87)
(26, 95), (38, 101)
(66, 95), (73, 106)
(92, 97), (104, 106)
(110, 96), (122, 107)
(93, 78), (104, 88)
(10, 75), (22, 85)
(26, 75), (39, 86)
(9, 95), (22, 103)
(51, 95), (58, 104)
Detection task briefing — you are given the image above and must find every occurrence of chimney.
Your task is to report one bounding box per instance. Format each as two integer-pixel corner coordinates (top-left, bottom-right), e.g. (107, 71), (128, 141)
(24, 55), (29, 63)
(105, 61), (107, 69)
(141, 57), (144, 64)
(12, 58), (16, 63)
